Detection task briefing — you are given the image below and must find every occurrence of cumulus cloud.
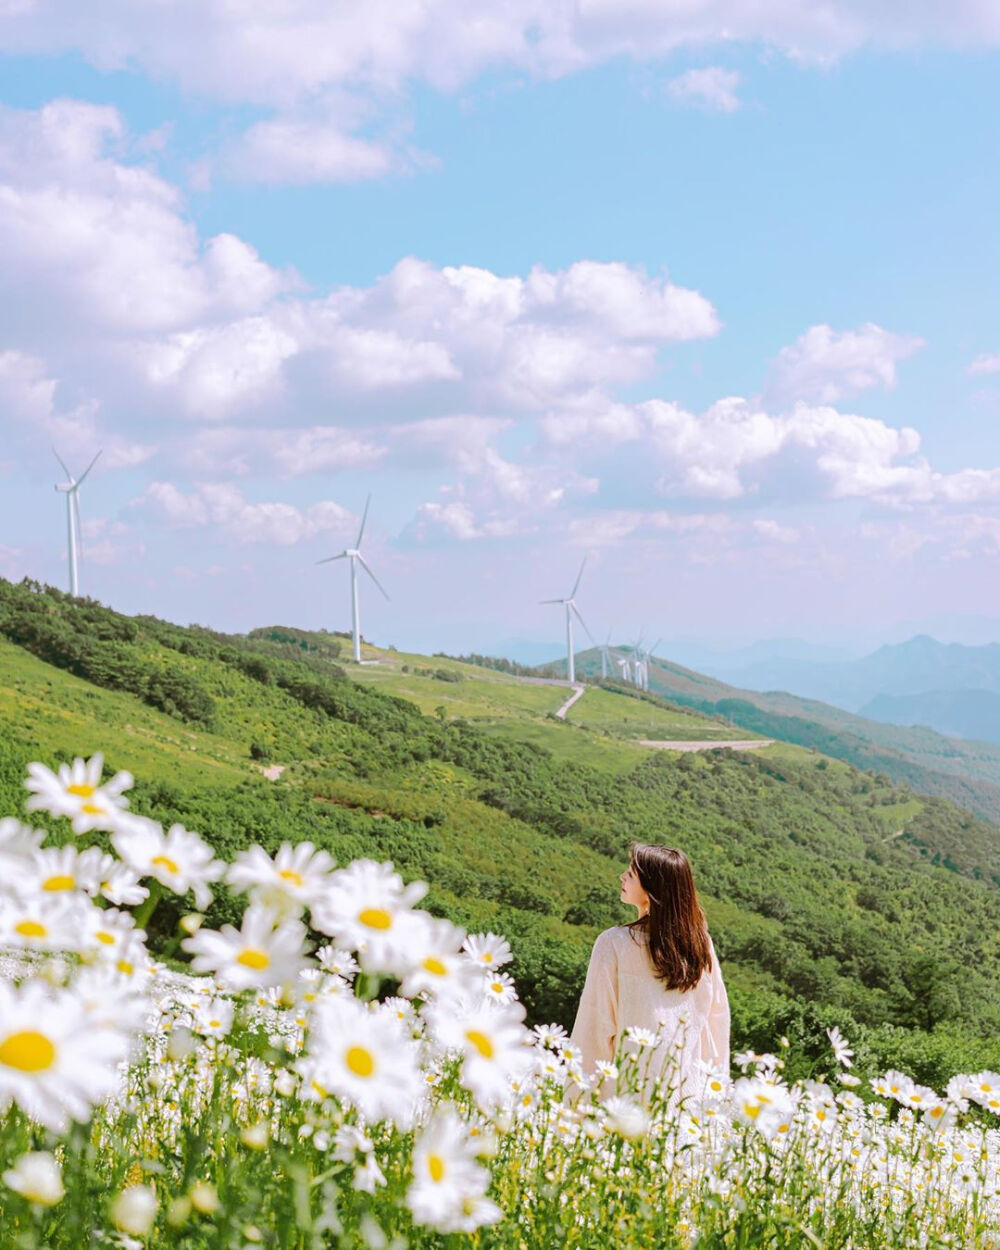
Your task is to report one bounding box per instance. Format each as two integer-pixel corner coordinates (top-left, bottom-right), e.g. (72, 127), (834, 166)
(0, 101), (717, 438)
(668, 67), (742, 113)
(1, 2), (998, 189)
(765, 322), (925, 406)
(131, 482), (356, 546)
(0, 101), (293, 350)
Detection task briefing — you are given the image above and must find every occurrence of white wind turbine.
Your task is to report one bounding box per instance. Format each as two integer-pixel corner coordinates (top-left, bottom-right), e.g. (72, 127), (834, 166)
(642, 638), (662, 692)
(53, 449), (101, 598)
(316, 495), (389, 664)
(600, 628), (614, 679)
(540, 557), (594, 685)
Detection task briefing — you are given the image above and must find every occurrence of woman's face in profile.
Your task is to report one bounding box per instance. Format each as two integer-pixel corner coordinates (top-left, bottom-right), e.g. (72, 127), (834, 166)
(620, 862), (649, 910)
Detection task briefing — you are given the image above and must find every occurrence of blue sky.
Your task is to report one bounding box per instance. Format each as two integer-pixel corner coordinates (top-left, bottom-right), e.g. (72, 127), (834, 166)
(0, 5), (998, 660)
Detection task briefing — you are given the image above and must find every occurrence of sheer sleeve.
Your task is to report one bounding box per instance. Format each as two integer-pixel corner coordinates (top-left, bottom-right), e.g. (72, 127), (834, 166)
(700, 938), (730, 1072)
(571, 929), (619, 1073)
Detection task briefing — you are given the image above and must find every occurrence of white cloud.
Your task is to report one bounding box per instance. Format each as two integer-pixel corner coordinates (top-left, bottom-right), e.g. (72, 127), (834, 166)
(0, 103), (718, 438)
(0, 100), (293, 348)
(228, 116), (395, 186)
(968, 352), (1000, 376)
(0, 348), (154, 469)
(132, 482), (356, 546)
(765, 322), (924, 406)
(2, 3), (999, 188)
(668, 67), (742, 113)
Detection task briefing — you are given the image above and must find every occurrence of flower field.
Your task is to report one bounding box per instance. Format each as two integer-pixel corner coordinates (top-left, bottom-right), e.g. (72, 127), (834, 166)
(1, 755), (998, 1248)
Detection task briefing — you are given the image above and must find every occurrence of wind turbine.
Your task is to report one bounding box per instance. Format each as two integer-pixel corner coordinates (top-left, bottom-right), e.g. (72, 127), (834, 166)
(642, 638), (662, 692)
(540, 557), (593, 684)
(600, 628), (614, 679)
(316, 494), (389, 664)
(53, 449), (101, 598)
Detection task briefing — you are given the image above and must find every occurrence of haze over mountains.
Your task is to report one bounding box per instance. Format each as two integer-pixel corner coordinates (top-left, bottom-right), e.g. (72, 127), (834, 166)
(691, 636), (1000, 744)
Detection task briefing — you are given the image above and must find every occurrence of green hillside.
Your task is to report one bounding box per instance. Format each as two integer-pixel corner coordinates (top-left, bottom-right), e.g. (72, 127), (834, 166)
(3, 576), (1000, 1087)
(561, 647), (1000, 827)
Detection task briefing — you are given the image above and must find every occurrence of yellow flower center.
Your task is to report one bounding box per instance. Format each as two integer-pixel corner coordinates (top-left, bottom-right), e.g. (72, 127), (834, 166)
(491, 981), (503, 993)
(117, 960), (134, 975)
(428, 1154), (446, 1183)
(42, 875), (75, 892)
(466, 1030), (494, 1060)
(67, 783), (96, 797)
(481, 952), (494, 963)
(237, 949), (270, 971)
(209, 1020), (221, 1029)
(96, 931), (116, 946)
(423, 956), (447, 976)
(358, 907), (392, 931)
(279, 869), (305, 887)
(81, 804), (104, 815)
(744, 1103), (761, 1120)
(15, 920), (47, 939)
(151, 855), (180, 875)
(346, 1046), (375, 1078)
(0, 1030), (57, 1073)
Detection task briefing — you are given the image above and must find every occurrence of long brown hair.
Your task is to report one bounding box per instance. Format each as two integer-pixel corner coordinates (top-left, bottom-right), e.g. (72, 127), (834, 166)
(627, 844), (712, 991)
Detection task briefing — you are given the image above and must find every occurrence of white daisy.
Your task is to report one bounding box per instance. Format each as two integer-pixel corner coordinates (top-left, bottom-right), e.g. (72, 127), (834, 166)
(25, 753), (133, 835)
(227, 841), (335, 917)
(190, 997), (235, 1040)
(532, 1022), (568, 1050)
(316, 945), (359, 980)
(2, 1151), (65, 1206)
(482, 971), (518, 1005)
(426, 999), (533, 1109)
(0, 978), (131, 1132)
(827, 1026), (854, 1069)
(299, 995), (422, 1127)
(182, 904), (307, 990)
(112, 818), (225, 911)
(407, 1106), (501, 1234)
(4, 844), (112, 900)
(461, 933), (512, 969)
(96, 860), (149, 907)
(0, 819), (46, 872)
(0, 893), (94, 954)
(310, 859), (428, 974)
(400, 916), (479, 1002)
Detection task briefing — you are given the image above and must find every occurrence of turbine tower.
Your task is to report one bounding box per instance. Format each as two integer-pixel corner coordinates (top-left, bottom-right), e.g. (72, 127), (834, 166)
(540, 557), (593, 684)
(316, 494), (389, 664)
(597, 630), (612, 680)
(53, 449), (101, 598)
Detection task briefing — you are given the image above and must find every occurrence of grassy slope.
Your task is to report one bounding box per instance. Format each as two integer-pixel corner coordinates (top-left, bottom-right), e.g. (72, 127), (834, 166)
(562, 650), (1000, 828)
(3, 586), (1000, 1085)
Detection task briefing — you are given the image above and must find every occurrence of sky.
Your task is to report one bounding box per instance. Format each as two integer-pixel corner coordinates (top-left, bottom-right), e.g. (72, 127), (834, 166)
(0, 3), (998, 661)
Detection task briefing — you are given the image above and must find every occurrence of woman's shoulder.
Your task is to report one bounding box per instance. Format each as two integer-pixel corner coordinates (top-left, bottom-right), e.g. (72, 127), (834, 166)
(594, 924), (639, 952)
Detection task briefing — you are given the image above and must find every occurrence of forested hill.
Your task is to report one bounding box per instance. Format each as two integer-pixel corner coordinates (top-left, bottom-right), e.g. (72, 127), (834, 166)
(562, 648), (1000, 825)
(2, 576), (1000, 1085)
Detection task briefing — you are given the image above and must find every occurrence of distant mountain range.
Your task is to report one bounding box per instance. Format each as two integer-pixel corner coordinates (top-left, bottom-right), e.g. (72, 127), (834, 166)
(698, 635), (1000, 744)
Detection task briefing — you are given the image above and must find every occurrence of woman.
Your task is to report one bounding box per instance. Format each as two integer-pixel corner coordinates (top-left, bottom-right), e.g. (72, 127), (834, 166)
(571, 844), (729, 1101)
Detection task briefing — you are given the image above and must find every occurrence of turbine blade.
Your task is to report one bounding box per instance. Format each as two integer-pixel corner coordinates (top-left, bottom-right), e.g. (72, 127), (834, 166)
(571, 602), (595, 644)
(75, 449), (102, 487)
(570, 555), (587, 599)
(538, 598), (566, 605)
(52, 447), (73, 484)
(315, 552), (349, 565)
(357, 554), (390, 600)
(355, 493), (372, 549)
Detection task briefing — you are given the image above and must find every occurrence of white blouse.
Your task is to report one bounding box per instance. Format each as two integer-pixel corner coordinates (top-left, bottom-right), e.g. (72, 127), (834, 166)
(571, 924), (730, 1099)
